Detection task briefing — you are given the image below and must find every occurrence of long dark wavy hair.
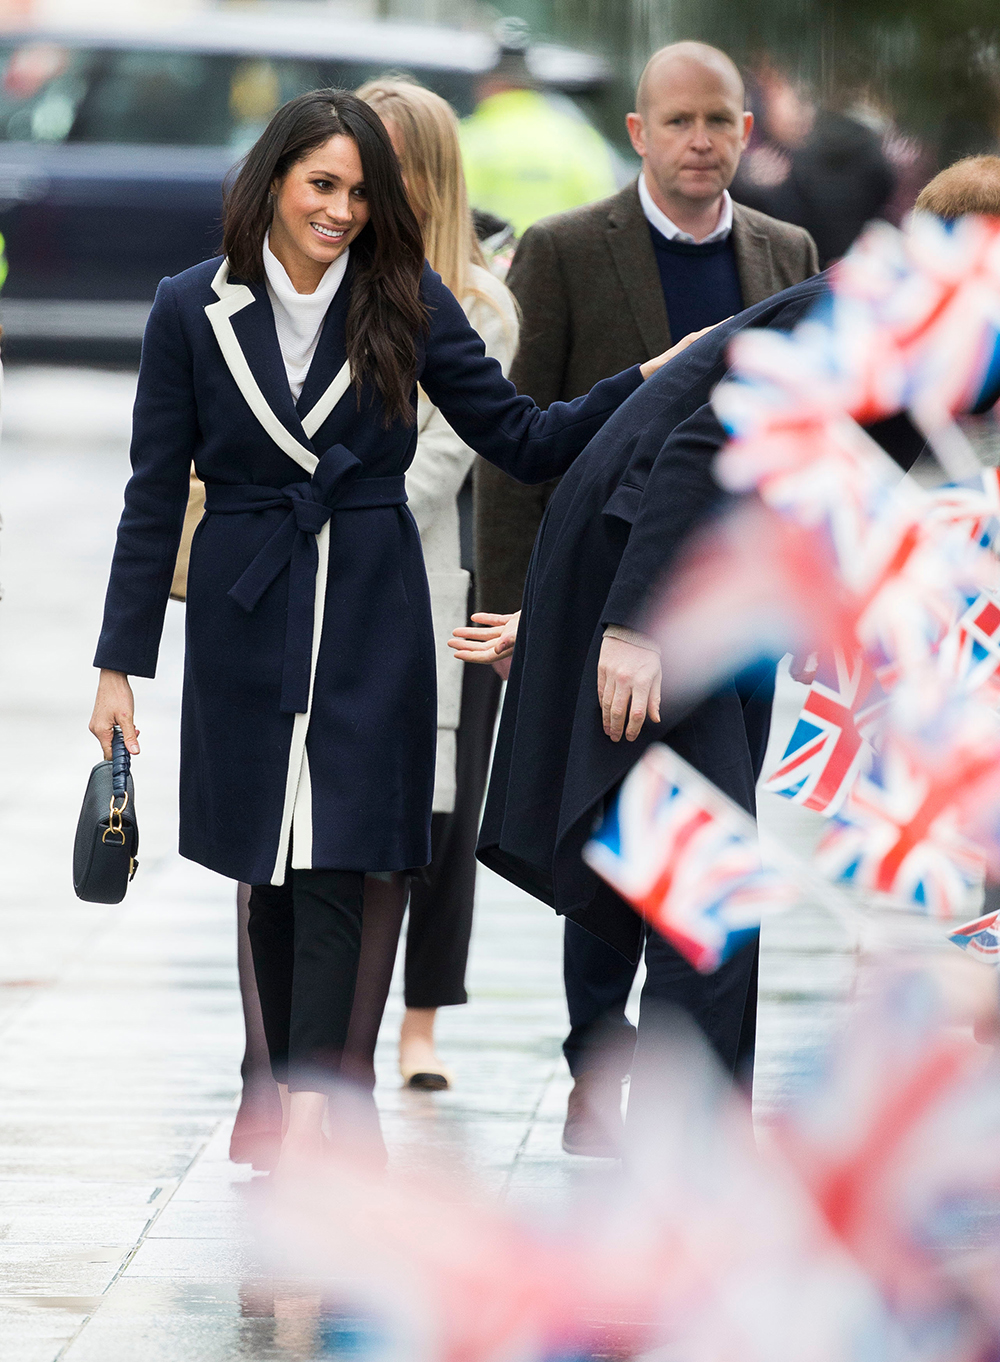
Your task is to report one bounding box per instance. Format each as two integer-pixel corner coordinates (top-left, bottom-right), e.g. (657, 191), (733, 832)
(223, 89), (427, 426)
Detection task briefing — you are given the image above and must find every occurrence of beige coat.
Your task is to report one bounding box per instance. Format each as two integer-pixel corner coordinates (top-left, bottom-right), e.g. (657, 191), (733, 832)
(408, 264), (518, 812)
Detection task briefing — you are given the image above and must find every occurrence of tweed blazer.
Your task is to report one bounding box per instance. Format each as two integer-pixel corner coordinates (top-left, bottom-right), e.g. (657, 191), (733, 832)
(474, 179), (819, 612)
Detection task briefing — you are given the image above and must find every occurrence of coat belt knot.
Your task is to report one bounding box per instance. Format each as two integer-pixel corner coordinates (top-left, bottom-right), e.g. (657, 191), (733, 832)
(203, 444), (408, 715)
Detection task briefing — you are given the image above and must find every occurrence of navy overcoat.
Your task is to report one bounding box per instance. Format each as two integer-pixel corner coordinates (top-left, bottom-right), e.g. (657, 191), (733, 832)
(94, 255), (643, 885)
(477, 275), (926, 960)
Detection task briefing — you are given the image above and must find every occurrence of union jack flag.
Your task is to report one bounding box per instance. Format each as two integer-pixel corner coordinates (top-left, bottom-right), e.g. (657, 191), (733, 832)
(837, 213), (1000, 422)
(813, 738), (989, 918)
(583, 744), (794, 972)
(774, 968), (994, 1332)
(650, 499), (857, 706)
(936, 588), (1000, 696)
(762, 649), (887, 816)
(948, 908), (1000, 963)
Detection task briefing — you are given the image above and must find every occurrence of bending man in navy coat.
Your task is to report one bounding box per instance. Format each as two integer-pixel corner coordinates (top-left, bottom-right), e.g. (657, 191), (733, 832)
(461, 273), (924, 1140)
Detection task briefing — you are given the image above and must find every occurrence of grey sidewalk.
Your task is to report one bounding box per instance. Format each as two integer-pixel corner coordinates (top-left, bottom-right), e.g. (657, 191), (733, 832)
(0, 366), (856, 1361)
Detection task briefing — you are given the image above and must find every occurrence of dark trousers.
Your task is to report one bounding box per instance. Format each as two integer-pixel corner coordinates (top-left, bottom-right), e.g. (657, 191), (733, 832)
(638, 928), (759, 1082)
(563, 665), (775, 1082)
(247, 868), (365, 1091)
(564, 917), (759, 1086)
(563, 920), (638, 1078)
(404, 660), (501, 1009)
(627, 934), (759, 1129)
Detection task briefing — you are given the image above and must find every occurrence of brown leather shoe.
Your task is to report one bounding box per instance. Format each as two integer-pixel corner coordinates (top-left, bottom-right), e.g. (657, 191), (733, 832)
(561, 1070), (625, 1158)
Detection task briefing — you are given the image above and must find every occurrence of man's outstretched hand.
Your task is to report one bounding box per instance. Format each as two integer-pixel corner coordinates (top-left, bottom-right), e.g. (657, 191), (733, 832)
(449, 611), (520, 680)
(597, 636), (662, 742)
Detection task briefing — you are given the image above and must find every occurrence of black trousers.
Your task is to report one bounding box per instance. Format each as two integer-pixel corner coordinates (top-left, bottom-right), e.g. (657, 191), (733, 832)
(563, 664), (775, 1082)
(247, 867), (365, 1091)
(404, 660), (501, 1008)
(565, 915), (759, 1087)
(563, 921), (638, 1079)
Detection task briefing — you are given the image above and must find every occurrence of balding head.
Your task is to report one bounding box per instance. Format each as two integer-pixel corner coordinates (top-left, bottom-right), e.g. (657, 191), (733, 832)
(915, 156), (1000, 220)
(636, 42), (745, 118)
(626, 40), (752, 240)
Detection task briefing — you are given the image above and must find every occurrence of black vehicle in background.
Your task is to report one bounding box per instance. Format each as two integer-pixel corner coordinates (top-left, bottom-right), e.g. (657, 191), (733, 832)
(0, 11), (610, 358)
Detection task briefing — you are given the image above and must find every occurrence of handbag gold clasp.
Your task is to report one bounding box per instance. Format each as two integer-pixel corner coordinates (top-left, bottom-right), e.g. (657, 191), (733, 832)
(102, 791), (129, 845)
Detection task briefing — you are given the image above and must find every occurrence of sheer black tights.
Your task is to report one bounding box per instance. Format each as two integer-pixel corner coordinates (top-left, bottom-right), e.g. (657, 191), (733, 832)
(236, 873), (408, 1095)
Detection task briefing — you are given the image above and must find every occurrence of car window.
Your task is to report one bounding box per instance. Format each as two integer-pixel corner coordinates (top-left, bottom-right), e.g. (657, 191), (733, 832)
(0, 43), (94, 141)
(0, 42), (477, 146)
(69, 51), (234, 146)
(315, 62), (477, 117)
(227, 57), (326, 153)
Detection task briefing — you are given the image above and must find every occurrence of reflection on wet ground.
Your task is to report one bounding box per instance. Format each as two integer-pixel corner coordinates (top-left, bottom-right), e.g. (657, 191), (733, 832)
(0, 368), (958, 1359)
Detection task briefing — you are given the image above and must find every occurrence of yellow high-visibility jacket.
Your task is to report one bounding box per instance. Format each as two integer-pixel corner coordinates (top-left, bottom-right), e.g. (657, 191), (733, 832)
(460, 89), (617, 237)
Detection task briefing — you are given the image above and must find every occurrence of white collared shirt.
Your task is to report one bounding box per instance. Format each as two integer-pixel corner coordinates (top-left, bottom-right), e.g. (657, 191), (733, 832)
(263, 232), (350, 400)
(638, 172), (733, 245)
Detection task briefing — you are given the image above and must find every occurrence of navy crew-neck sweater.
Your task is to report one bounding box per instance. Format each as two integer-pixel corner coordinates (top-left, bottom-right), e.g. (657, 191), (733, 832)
(648, 224), (744, 341)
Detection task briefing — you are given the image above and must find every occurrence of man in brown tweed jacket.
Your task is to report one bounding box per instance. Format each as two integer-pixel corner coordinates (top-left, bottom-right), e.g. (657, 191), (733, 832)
(473, 40), (818, 1158)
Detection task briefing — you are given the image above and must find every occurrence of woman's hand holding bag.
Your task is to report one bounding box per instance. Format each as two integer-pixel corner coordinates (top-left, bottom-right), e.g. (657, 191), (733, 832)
(73, 723), (139, 904)
(90, 669), (140, 758)
(75, 671), (141, 903)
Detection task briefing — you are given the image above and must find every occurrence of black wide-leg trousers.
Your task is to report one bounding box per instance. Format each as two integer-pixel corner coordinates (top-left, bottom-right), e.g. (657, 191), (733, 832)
(404, 659), (501, 1009)
(247, 868), (365, 1091)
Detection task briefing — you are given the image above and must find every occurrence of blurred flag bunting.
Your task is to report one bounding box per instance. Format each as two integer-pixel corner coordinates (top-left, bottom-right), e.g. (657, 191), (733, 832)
(813, 739), (989, 918)
(763, 650), (886, 815)
(948, 909), (1000, 963)
(583, 744), (793, 972)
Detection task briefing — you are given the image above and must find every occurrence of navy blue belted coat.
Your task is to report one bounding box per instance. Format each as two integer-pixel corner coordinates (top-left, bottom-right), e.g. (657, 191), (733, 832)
(94, 255), (643, 885)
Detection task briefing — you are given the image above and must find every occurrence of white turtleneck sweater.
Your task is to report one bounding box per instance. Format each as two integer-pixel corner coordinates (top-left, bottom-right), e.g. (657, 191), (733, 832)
(263, 232), (349, 400)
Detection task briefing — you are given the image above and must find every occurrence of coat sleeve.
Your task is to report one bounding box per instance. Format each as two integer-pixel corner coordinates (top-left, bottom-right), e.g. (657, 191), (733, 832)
(418, 266), (643, 485)
(600, 402), (731, 629)
(93, 277), (199, 677)
(406, 291), (518, 538)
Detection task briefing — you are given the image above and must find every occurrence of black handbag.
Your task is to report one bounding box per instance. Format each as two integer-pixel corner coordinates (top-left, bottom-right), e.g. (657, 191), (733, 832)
(73, 726), (139, 903)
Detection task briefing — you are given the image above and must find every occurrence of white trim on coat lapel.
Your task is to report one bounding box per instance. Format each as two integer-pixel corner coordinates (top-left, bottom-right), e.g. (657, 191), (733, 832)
(301, 360), (352, 440)
(205, 259), (318, 476)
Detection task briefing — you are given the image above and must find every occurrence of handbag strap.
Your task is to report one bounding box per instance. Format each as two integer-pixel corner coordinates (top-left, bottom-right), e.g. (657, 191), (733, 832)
(111, 726), (130, 801)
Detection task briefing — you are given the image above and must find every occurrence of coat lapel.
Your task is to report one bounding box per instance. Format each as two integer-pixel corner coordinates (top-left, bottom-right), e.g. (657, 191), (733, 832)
(606, 181), (673, 353)
(731, 204), (779, 307)
(204, 260), (318, 475)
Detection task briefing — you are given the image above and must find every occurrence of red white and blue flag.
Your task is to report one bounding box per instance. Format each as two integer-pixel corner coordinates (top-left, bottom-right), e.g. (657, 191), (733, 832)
(583, 744), (794, 973)
(813, 738), (990, 919)
(936, 588), (1000, 696)
(762, 650), (887, 816)
(948, 909), (1000, 963)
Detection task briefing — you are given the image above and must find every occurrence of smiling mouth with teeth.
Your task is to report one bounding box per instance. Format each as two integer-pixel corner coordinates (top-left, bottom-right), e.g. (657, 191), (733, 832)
(312, 222), (347, 239)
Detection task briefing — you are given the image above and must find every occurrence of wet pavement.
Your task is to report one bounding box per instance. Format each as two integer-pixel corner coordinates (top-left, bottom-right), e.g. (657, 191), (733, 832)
(0, 365), (930, 1359)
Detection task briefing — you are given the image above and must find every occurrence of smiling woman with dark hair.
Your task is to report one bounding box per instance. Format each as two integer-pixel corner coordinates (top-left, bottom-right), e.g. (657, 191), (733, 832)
(87, 87), (685, 1165)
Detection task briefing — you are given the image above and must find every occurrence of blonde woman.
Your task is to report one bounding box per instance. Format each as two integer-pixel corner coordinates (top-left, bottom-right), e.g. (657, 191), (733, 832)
(354, 77), (519, 1089)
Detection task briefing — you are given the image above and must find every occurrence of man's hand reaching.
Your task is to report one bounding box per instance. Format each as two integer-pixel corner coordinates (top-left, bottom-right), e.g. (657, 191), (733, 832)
(597, 635), (662, 741)
(449, 611), (520, 680)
